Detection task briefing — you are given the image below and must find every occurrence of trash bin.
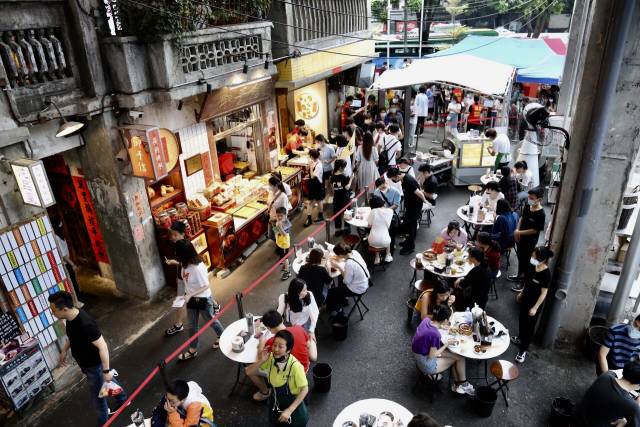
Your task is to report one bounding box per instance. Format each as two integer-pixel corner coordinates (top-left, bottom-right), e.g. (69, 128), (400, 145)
(331, 313), (348, 341)
(406, 298), (417, 324)
(312, 363), (332, 393)
(549, 397), (574, 427)
(584, 325), (608, 362)
(474, 386), (497, 417)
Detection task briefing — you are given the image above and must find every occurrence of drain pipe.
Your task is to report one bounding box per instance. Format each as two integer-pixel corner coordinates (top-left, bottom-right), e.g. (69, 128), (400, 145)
(542, 0), (637, 347)
(609, 211), (640, 322)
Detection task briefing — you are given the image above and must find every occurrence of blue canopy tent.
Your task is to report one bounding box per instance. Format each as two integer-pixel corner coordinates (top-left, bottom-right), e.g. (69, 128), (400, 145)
(428, 35), (565, 85)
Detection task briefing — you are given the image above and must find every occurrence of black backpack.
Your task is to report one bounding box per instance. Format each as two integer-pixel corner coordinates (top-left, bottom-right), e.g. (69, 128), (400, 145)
(379, 135), (399, 169)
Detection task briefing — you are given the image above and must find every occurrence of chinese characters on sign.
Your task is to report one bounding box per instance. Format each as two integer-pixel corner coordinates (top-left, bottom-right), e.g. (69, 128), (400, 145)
(71, 176), (110, 264)
(10, 159), (56, 208)
(121, 126), (168, 181)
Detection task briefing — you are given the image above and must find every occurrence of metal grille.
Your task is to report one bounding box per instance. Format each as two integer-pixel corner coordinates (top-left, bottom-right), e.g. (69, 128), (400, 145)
(180, 36), (261, 73)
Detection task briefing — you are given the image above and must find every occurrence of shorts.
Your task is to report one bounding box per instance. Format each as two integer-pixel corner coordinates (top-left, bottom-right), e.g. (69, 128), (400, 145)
(308, 178), (325, 201)
(414, 352), (438, 375)
(322, 170), (332, 181)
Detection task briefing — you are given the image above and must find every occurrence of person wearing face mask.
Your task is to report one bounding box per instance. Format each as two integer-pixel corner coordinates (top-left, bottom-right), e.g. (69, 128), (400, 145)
(366, 94), (380, 121)
(598, 314), (640, 376)
(415, 86), (429, 137)
(509, 187), (546, 288)
(454, 248), (492, 310)
(247, 330), (309, 426)
(511, 246), (553, 363)
(480, 181), (504, 212)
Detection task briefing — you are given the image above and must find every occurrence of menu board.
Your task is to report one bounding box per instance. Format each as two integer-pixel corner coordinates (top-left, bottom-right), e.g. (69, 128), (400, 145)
(0, 215), (67, 349)
(0, 312), (20, 342)
(0, 341), (52, 410)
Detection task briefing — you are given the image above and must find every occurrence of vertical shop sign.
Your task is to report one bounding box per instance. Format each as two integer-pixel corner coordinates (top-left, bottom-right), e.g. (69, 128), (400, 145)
(71, 176), (110, 264)
(120, 126), (168, 181)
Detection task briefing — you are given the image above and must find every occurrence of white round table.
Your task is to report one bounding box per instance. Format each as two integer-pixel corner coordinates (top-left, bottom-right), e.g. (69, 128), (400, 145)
(417, 252), (473, 280)
(456, 206), (496, 227)
(442, 312), (510, 361)
(480, 173), (501, 185)
(345, 207), (371, 229)
(292, 244), (341, 278)
(220, 317), (270, 365)
(332, 398), (413, 427)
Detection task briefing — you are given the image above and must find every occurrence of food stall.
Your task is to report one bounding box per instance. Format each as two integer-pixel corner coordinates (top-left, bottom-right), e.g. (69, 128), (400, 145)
(450, 132), (497, 186)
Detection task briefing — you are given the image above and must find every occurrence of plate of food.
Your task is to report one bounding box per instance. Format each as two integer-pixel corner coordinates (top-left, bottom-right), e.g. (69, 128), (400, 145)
(459, 323), (473, 336)
(447, 338), (460, 348)
(422, 250), (437, 261)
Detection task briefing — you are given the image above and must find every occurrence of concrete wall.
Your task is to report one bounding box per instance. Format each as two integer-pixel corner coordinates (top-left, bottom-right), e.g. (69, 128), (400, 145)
(548, 0), (640, 347)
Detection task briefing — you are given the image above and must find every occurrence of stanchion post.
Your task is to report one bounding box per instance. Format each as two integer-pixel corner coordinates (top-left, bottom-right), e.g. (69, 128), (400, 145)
(325, 219), (332, 244)
(235, 293), (244, 319)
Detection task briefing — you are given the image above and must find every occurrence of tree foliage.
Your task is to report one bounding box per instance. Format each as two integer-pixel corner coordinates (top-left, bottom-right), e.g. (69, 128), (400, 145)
(371, 0), (388, 23)
(490, 0), (573, 37)
(444, 0), (469, 23)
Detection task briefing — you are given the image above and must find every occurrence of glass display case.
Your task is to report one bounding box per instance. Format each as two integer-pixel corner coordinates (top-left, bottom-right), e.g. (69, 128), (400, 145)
(452, 133), (497, 185)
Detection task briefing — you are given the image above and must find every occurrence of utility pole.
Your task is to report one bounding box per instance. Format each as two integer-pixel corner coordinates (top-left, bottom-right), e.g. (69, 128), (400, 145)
(403, 0), (408, 59)
(418, 0), (425, 58)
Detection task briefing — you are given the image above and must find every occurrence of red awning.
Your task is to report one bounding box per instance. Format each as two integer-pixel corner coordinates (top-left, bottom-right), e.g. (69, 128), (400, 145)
(542, 38), (567, 56)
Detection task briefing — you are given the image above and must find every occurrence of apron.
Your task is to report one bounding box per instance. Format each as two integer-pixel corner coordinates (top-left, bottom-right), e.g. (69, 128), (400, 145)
(268, 357), (309, 426)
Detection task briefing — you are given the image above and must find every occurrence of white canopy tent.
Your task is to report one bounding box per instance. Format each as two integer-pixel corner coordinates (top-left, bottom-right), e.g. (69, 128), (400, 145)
(369, 54), (516, 97)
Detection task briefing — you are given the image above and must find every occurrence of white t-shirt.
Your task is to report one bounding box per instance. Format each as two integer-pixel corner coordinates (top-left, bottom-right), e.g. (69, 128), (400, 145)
(367, 208), (393, 248)
(343, 251), (370, 295)
(182, 263), (211, 298)
(448, 101), (461, 114)
(398, 165), (415, 179)
(480, 191), (505, 212)
(492, 134), (511, 163)
(409, 103), (418, 125)
(415, 93), (429, 117)
(336, 147), (353, 177)
(269, 191), (292, 219)
(517, 169), (533, 190)
(277, 292), (319, 333)
(380, 135), (401, 166)
(311, 160), (323, 182)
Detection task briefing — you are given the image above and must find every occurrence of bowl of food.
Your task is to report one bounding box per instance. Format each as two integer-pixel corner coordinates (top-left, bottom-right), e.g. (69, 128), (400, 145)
(455, 259), (465, 266)
(459, 323), (473, 336)
(422, 250), (437, 261)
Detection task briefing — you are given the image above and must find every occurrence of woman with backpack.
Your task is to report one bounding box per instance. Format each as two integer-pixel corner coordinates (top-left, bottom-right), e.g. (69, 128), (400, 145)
(377, 124), (402, 175)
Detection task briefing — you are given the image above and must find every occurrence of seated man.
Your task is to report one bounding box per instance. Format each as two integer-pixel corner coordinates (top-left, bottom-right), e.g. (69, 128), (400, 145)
(151, 380), (216, 427)
(326, 243), (370, 314)
(454, 248), (492, 310)
(576, 360), (640, 426)
(598, 314), (640, 375)
(247, 310), (317, 402)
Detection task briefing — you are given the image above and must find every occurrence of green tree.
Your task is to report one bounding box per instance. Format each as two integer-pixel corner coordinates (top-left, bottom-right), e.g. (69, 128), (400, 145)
(491, 0), (571, 38)
(371, 0), (388, 23)
(444, 0), (468, 24)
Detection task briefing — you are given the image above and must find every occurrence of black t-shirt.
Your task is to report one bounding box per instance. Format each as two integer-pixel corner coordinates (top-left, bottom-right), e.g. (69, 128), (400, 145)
(521, 267), (551, 309)
(331, 174), (350, 198)
(298, 264), (332, 305)
(402, 174), (423, 212)
(462, 264), (493, 309)
(423, 175), (438, 205)
(520, 205), (545, 242)
(66, 310), (102, 368)
(576, 372), (640, 427)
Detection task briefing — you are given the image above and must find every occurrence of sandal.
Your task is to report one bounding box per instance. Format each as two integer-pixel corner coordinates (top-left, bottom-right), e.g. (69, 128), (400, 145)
(212, 339), (220, 350)
(178, 349), (198, 361)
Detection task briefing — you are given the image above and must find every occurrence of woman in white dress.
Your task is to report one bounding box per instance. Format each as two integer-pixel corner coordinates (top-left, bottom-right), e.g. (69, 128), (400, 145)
(367, 195), (394, 264)
(353, 132), (379, 193)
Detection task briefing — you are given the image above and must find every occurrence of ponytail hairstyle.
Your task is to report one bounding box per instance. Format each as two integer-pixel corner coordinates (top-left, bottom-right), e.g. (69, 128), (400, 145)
(268, 176), (286, 194)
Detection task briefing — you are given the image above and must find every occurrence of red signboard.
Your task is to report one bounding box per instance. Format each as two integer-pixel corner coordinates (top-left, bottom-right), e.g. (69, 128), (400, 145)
(71, 176), (110, 264)
(147, 128), (168, 179)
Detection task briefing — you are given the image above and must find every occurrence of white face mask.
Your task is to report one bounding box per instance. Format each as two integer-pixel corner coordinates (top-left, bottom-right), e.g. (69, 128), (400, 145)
(530, 258), (540, 267)
(528, 198), (538, 206)
(380, 113), (387, 119)
(390, 108), (397, 113)
(365, 120), (372, 124)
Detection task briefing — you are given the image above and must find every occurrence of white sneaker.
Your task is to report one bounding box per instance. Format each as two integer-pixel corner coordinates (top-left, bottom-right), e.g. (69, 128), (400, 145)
(384, 254), (393, 263)
(515, 351), (527, 363)
(453, 382), (475, 396)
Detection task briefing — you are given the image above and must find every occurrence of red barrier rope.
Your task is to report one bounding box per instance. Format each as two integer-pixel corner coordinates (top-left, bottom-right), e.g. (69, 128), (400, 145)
(103, 186), (372, 426)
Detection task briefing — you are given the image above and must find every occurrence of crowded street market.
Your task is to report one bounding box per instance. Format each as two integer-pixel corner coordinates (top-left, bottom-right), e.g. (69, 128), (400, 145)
(0, 0), (639, 426)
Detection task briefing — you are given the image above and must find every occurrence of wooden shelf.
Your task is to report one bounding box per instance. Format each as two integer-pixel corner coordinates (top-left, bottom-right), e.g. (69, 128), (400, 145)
(150, 189), (183, 208)
(213, 118), (260, 142)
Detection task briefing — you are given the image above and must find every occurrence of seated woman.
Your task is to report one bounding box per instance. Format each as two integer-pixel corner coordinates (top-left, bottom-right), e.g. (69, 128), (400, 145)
(475, 232), (501, 278)
(326, 243), (370, 314)
(277, 278), (319, 340)
(454, 248), (492, 309)
(412, 304), (475, 396)
(413, 279), (456, 326)
(367, 195), (394, 264)
(246, 330), (309, 426)
(151, 380), (217, 427)
(480, 181), (504, 213)
(438, 220), (468, 246)
(297, 248), (332, 306)
(490, 199), (518, 250)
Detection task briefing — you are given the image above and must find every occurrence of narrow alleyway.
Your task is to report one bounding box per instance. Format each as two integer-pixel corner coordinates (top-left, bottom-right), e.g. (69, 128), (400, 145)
(31, 183), (594, 427)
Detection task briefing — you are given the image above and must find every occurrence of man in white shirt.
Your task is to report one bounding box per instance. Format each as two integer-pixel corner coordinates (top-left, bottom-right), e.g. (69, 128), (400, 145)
(378, 125), (402, 173)
(485, 128), (511, 171)
(415, 86), (429, 137)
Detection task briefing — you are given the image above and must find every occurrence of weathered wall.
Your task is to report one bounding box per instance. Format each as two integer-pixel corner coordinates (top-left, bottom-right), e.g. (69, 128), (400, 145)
(550, 0), (640, 347)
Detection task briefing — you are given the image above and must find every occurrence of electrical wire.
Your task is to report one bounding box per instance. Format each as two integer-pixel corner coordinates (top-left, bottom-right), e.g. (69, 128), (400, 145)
(118, 0), (556, 61)
(278, 0), (548, 23)
(197, 0), (541, 45)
